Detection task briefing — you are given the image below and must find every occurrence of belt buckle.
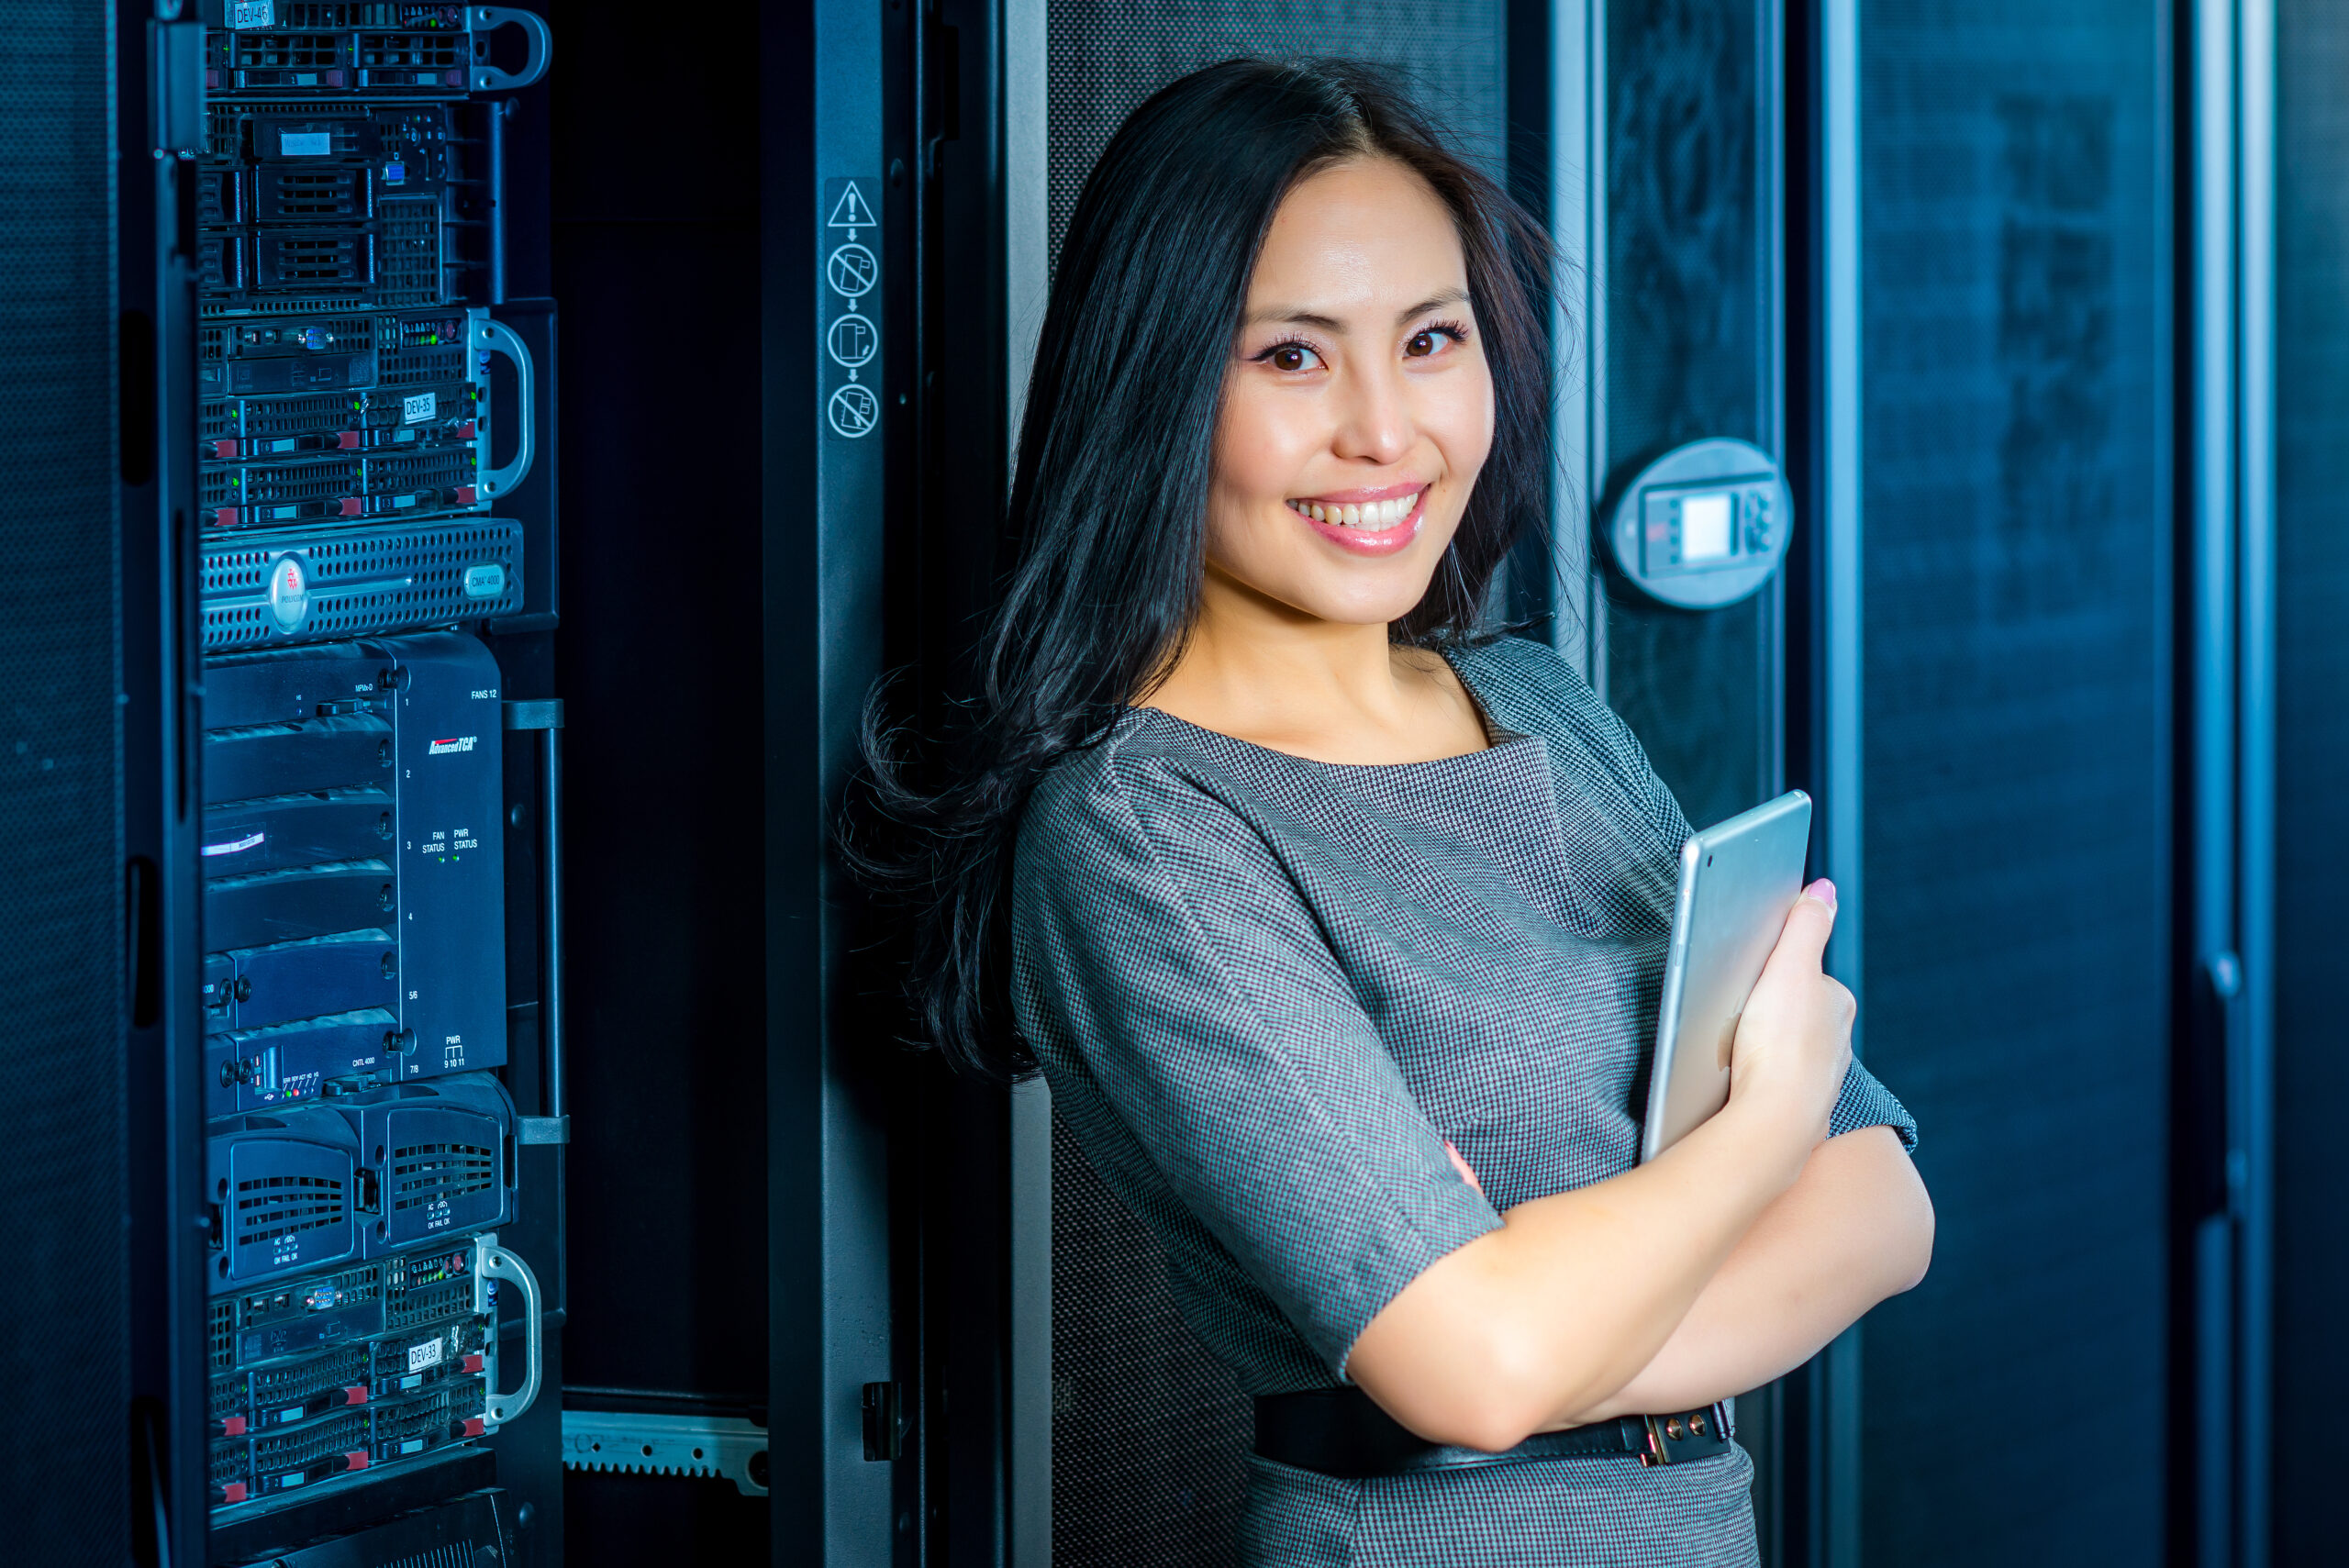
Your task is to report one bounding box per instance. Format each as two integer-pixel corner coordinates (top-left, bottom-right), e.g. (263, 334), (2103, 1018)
(1638, 1403), (1731, 1467)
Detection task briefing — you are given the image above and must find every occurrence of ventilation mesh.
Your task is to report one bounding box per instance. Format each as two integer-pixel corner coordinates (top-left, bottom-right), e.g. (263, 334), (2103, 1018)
(0, 2), (128, 1557)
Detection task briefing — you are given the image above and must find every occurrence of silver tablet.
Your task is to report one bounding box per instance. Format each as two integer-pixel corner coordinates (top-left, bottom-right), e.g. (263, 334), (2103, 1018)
(1640, 790), (1815, 1162)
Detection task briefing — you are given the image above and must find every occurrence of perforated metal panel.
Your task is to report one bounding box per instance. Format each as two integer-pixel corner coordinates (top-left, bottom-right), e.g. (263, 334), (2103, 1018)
(1050, 1118), (1252, 1564)
(0, 0), (128, 1556)
(1047, 0), (1508, 261)
(2272, 0), (2349, 1553)
(200, 517), (523, 650)
(1856, 2), (2170, 1559)
(1041, 14), (1505, 1563)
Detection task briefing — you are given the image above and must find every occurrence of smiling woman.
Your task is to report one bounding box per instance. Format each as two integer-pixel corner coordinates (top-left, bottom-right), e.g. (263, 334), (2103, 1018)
(852, 57), (1929, 1568)
(1151, 155), (1498, 762)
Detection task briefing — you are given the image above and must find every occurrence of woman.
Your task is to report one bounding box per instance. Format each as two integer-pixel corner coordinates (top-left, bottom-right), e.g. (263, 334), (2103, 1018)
(863, 57), (1933, 1566)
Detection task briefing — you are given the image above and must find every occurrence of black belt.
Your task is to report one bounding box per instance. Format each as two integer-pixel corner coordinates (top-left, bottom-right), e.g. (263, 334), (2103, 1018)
(1252, 1385), (1732, 1480)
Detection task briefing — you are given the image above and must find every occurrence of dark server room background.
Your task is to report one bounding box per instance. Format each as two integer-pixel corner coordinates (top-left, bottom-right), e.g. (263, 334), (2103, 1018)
(0, 1), (2343, 1565)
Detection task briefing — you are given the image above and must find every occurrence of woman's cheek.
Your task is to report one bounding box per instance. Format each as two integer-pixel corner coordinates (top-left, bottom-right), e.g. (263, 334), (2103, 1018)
(1427, 364), (1495, 479)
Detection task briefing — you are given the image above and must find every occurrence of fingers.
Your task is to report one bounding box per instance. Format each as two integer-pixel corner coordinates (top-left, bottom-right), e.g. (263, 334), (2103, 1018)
(1767, 878), (1840, 975)
(1444, 1140), (1486, 1197)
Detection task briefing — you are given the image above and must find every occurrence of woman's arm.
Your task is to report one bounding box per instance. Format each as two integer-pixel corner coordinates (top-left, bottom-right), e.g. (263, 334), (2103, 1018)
(1555, 1124), (1933, 1425)
(1346, 885), (1859, 1452)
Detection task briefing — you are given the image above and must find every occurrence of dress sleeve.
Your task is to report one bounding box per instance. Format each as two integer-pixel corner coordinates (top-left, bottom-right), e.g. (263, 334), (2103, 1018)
(1828, 1059), (1918, 1151)
(1012, 759), (1503, 1378)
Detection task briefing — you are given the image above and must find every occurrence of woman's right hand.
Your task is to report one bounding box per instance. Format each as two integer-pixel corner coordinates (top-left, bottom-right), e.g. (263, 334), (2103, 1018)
(1722, 879), (1855, 1169)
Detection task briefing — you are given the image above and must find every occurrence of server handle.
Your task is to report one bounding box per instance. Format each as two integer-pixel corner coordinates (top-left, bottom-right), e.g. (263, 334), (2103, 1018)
(474, 316), (537, 502)
(470, 7), (553, 93)
(474, 1234), (544, 1429)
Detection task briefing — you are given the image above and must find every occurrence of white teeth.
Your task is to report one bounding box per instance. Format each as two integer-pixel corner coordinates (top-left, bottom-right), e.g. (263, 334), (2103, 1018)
(1288, 490), (1424, 528)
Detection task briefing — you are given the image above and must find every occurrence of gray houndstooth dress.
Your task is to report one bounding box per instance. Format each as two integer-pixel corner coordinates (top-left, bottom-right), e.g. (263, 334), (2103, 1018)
(1012, 635), (1917, 1567)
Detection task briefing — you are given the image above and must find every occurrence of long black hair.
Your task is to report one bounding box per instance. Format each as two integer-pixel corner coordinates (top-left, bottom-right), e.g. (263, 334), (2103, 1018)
(853, 57), (1559, 1078)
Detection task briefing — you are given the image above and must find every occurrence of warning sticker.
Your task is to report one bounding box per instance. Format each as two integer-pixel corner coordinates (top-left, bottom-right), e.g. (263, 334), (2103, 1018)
(828, 183), (878, 228)
(820, 177), (883, 440)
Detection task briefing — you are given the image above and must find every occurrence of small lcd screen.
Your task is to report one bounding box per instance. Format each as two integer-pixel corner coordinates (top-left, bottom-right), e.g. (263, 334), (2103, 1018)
(1679, 493), (1734, 562)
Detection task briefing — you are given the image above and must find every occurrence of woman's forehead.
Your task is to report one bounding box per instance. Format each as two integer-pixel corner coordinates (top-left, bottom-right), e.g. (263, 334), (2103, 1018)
(1247, 161), (1467, 322)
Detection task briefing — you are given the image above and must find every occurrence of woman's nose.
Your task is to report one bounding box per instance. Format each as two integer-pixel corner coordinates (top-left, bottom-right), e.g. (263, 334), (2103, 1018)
(1330, 362), (1415, 465)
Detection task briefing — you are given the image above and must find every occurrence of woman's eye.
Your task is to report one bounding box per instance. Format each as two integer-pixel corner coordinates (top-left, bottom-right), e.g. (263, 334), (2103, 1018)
(1267, 343), (1321, 373)
(1405, 328), (1455, 359)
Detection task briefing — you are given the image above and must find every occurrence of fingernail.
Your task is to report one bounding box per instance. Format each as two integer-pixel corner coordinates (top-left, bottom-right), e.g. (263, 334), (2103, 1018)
(1809, 878), (1838, 911)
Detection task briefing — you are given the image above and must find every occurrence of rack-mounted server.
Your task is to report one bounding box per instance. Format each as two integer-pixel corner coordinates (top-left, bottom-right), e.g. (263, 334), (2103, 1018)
(200, 633), (505, 1112)
(182, 0), (557, 1552)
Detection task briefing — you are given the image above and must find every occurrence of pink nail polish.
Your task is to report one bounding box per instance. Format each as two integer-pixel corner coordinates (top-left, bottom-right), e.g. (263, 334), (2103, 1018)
(1812, 878), (1838, 911)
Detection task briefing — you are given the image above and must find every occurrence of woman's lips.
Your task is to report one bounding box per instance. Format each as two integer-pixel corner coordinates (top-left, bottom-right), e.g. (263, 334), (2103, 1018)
(1292, 489), (1426, 557)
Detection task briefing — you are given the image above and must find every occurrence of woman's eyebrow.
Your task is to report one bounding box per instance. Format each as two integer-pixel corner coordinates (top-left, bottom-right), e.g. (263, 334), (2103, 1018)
(1395, 288), (1470, 323)
(1243, 288), (1472, 333)
(1244, 306), (1347, 332)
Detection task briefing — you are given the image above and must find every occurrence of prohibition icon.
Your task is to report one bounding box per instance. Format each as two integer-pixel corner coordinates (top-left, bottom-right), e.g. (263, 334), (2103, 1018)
(826, 243), (877, 298)
(828, 383), (879, 439)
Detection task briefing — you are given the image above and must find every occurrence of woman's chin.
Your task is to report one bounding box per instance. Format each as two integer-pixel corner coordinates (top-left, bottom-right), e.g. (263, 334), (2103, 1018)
(1211, 535), (1457, 630)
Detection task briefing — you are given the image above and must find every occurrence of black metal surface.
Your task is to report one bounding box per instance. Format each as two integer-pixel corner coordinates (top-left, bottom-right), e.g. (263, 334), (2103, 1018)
(1607, 593), (1776, 832)
(1856, 2), (2172, 1560)
(540, 0), (772, 1439)
(1606, 0), (1769, 467)
(561, 1466), (772, 1562)
(485, 626), (566, 1568)
(1599, 0), (1778, 839)
(206, 1452), (497, 1566)
(218, 1485), (511, 1568)
(2271, 0), (2349, 1555)
(918, 0), (1011, 1558)
(549, 222), (769, 1392)
(0, 1), (134, 1559)
(126, 6), (216, 1562)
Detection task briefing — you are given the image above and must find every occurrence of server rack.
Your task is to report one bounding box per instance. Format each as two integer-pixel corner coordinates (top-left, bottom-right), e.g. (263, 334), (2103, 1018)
(6, 5), (848, 1562)
(177, 6), (562, 1563)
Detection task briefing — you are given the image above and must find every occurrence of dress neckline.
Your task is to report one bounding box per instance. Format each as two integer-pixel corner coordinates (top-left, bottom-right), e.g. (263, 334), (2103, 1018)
(1125, 644), (1532, 773)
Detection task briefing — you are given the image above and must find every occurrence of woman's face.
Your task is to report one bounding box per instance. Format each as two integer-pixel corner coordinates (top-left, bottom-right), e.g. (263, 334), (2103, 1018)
(1207, 157), (1495, 628)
